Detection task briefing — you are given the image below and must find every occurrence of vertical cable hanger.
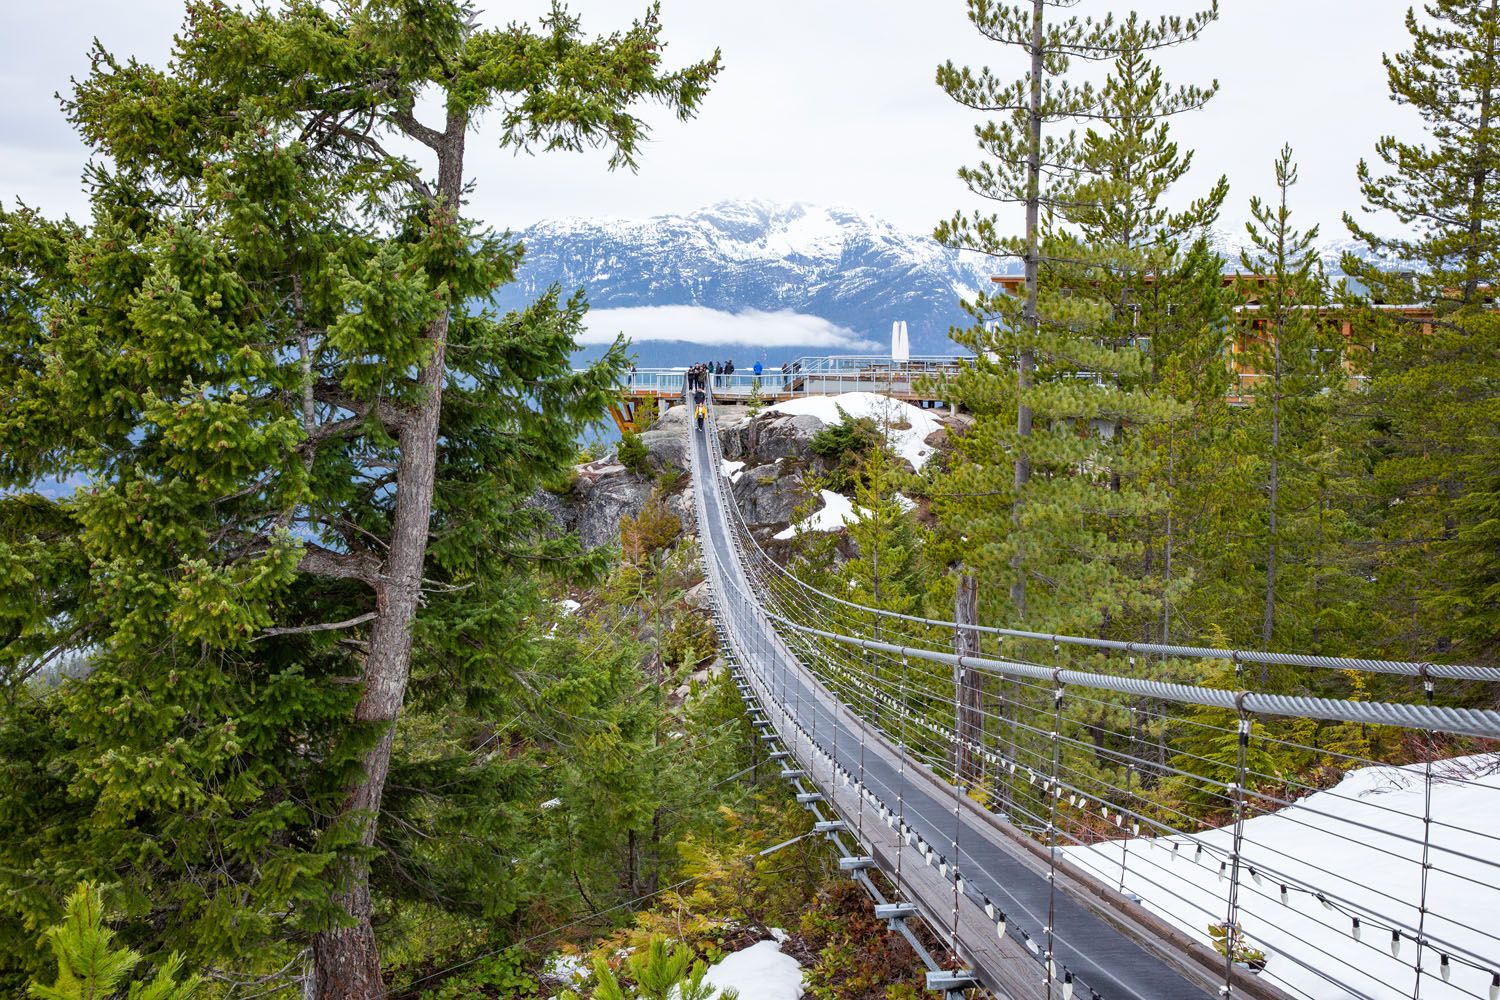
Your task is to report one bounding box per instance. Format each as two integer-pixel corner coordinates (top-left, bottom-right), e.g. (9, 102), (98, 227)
(1045, 640), (1064, 998)
(1411, 667), (1436, 1000)
(1121, 675), (1138, 894)
(857, 617), (870, 845)
(1222, 653), (1250, 997)
(952, 648), (966, 965)
(896, 653), (912, 905)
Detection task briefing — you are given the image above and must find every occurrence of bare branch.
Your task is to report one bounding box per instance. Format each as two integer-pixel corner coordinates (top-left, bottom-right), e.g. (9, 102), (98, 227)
(256, 612), (378, 640)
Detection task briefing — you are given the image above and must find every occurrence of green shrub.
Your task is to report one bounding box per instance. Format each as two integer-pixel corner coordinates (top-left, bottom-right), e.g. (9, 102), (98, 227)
(809, 406), (886, 490)
(617, 431), (651, 476)
(419, 949), (539, 999)
(564, 937), (736, 1000)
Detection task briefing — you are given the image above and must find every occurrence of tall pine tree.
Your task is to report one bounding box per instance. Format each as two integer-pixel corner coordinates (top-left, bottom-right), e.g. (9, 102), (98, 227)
(934, 0), (1220, 638)
(1216, 146), (1378, 679)
(1342, 0), (1500, 661)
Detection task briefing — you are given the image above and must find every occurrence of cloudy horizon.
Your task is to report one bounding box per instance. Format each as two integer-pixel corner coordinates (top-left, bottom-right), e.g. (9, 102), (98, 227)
(2, 2), (1420, 245)
(581, 306), (880, 352)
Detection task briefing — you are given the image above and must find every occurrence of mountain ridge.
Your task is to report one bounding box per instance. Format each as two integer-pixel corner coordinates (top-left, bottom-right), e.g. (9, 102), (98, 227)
(493, 201), (1400, 366)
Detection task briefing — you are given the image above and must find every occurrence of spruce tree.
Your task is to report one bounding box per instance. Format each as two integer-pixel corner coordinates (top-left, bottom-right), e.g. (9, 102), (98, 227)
(0, 2), (719, 994)
(1342, 0), (1500, 660)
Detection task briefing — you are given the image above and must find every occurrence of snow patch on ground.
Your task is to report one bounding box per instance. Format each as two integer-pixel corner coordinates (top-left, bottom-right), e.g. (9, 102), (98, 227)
(773, 489), (863, 540)
(721, 460), (745, 481)
(1064, 755), (1500, 1000)
(544, 952), (589, 986)
(767, 392), (944, 470)
(559, 599), (582, 615)
(704, 940), (803, 1000)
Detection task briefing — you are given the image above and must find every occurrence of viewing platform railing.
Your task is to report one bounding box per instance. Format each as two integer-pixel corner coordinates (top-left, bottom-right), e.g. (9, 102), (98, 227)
(616, 354), (972, 402)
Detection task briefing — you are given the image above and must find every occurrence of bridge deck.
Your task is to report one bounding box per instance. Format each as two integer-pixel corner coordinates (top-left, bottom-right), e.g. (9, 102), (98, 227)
(689, 400), (1289, 1000)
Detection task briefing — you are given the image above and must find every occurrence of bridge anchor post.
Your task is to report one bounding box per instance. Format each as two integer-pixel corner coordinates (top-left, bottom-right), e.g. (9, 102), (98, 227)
(925, 970), (977, 993)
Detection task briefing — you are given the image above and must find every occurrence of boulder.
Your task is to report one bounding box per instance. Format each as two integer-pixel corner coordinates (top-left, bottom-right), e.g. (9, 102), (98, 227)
(745, 411), (826, 464)
(650, 404), (693, 433)
(665, 486), (696, 528)
(638, 427), (688, 475)
(731, 464), (808, 526)
(715, 411), (752, 461)
(684, 579), (711, 609)
(528, 456), (654, 551)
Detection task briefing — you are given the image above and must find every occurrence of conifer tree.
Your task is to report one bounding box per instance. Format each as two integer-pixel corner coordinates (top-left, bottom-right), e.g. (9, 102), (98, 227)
(1136, 238), (1234, 645)
(841, 444), (923, 616)
(0, 2), (719, 994)
(1052, 12), (1227, 643)
(1342, 0), (1500, 660)
(29, 883), (200, 1000)
(1238, 146), (1336, 653)
(934, 0), (1219, 637)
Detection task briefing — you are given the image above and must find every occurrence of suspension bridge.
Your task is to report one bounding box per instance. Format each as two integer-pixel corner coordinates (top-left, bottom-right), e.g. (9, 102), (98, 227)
(686, 392), (1500, 1000)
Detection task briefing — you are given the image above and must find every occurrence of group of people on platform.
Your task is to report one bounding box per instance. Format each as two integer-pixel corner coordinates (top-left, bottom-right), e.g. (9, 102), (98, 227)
(686, 360), (737, 391)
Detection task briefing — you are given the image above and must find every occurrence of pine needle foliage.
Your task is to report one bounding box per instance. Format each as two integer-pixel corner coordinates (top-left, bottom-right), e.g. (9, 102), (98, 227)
(934, 0), (1221, 637)
(29, 883), (200, 1000)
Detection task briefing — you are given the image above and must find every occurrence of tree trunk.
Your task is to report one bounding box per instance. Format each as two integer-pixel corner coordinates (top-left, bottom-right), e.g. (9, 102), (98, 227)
(1011, 0), (1044, 620)
(953, 572), (986, 788)
(1263, 258), (1285, 673)
(1462, 0), (1497, 305)
(1163, 437), (1175, 644)
(311, 109), (467, 1000)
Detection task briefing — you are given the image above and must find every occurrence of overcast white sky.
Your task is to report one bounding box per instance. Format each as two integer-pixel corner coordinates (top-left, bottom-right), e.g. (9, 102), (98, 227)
(1, 1), (1418, 241)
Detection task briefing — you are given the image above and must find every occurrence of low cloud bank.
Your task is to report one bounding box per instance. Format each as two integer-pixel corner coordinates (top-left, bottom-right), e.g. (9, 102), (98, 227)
(580, 305), (879, 351)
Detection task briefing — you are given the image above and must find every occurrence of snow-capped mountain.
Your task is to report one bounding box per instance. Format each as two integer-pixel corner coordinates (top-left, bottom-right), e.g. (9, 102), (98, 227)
(1211, 230), (1412, 276)
(492, 201), (1000, 365)
(492, 201), (1405, 369)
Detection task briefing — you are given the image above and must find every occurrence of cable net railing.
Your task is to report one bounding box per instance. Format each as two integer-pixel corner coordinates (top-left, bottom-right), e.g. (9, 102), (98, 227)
(694, 397), (1500, 1000)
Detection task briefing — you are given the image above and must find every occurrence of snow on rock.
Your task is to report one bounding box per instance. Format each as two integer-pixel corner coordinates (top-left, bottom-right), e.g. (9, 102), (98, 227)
(559, 599), (582, 615)
(767, 392), (944, 470)
(1064, 755), (1500, 1000)
(773, 489), (862, 540)
(721, 460), (746, 481)
(704, 940), (803, 1000)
